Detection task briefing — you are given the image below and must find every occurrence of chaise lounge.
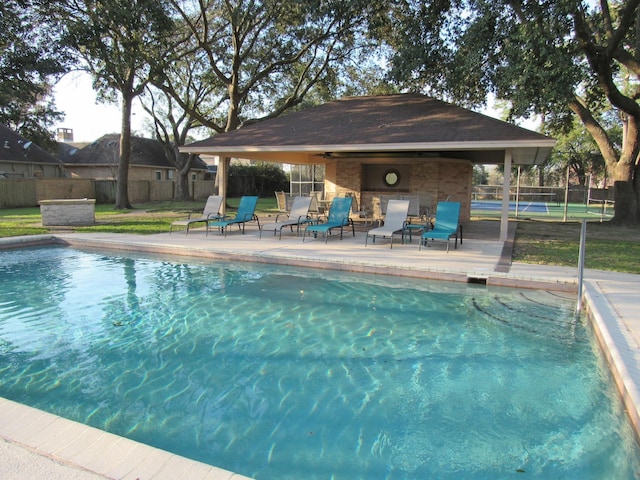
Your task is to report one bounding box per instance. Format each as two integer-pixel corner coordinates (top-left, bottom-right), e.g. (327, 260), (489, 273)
(419, 201), (461, 252)
(259, 196), (312, 239)
(364, 199), (410, 248)
(170, 195), (224, 234)
(303, 196), (354, 243)
(207, 195), (260, 237)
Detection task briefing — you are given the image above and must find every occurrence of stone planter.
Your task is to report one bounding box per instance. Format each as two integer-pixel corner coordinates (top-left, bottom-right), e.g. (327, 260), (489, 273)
(39, 198), (96, 226)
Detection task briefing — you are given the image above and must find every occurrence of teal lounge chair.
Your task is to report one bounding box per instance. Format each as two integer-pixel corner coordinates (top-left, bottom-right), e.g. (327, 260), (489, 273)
(419, 201), (461, 252)
(207, 195), (260, 236)
(303, 196), (354, 243)
(365, 199), (410, 249)
(170, 195), (224, 234)
(260, 196), (312, 239)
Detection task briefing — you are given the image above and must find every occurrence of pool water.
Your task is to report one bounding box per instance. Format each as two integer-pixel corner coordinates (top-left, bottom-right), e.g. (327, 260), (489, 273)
(1, 246), (639, 479)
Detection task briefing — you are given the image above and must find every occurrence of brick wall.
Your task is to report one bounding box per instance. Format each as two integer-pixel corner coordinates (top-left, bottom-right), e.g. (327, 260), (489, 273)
(324, 158), (473, 222)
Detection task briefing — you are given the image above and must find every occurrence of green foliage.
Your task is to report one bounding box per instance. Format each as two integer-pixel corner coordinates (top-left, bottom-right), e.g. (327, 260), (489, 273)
(548, 118), (608, 186)
(0, 1), (68, 149)
(378, 0), (581, 116)
(227, 163), (289, 197)
(60, 0), (174, 98)
(473, 165), (489, 185)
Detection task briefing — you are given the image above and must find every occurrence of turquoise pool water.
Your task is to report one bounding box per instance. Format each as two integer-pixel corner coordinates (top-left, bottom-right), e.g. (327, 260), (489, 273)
(0, 246), (639, 479)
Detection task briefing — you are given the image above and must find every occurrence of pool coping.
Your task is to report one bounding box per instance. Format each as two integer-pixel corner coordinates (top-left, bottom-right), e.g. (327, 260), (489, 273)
(1, 231), (639, 478)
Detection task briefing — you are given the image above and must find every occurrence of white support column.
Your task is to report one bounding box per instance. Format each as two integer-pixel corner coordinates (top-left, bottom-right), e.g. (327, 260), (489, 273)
(218, 155), (227, 215)
(500, 149), (512, 242)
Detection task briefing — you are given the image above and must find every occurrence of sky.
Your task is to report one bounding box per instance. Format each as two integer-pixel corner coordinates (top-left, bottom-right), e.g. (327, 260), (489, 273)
(52, 71), (149, 143)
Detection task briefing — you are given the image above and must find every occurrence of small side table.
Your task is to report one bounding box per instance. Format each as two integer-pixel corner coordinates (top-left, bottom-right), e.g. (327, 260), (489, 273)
(402, 219), (430, 244)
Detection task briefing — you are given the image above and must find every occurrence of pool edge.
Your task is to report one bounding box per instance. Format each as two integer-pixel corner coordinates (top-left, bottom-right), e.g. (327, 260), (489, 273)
(583, 281), (640, 440)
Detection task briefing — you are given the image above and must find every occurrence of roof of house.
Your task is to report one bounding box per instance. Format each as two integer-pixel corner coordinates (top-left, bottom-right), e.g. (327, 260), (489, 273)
(0, 124), (62, 165)
(182, 94), (555, 165)
(65, 134), (208, 169)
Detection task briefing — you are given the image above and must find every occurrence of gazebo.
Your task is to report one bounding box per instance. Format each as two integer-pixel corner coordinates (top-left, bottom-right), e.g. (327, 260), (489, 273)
(181, 94), (555, 241)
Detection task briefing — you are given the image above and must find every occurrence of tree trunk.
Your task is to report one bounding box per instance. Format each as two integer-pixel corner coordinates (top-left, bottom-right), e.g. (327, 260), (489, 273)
(115, 94), (134, 209)
(612, 181), (639, 225)
(538, 166), (544, 187)
(174, 150), (194, 201)
(175, 173), (190, 200)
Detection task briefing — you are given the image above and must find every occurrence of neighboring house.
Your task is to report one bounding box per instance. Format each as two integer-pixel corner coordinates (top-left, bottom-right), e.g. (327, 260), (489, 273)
(62, 134), (209, 182)
(182, 93), (556, 241)
(0, 124), (65, 178)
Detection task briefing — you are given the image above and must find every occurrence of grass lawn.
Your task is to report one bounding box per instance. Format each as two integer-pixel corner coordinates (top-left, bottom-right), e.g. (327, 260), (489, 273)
(0, 198), (280, 237)
(1, 198), (639, 274)
(512, 220), (640, 274)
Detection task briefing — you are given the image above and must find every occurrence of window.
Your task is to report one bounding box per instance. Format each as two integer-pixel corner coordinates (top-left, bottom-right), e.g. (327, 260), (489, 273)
(289, 164), (325, 196)
(167, 170), (174, 180)
(155, 171), (162, 180)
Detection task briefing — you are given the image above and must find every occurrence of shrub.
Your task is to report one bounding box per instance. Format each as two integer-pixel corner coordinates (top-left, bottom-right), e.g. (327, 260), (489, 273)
(228, 163), (289, 197)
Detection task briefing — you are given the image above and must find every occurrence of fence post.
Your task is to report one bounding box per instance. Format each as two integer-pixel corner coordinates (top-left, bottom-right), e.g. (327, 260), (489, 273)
(576, 219), (587, 313)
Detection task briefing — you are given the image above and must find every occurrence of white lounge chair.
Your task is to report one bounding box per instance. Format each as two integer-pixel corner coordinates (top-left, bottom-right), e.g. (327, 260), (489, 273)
(260, 196), (312, 239)
(170, 195), (224, 234)
(364, 199), (410, 249)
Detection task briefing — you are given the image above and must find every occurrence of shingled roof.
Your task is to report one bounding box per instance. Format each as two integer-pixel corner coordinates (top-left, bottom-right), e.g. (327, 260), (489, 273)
(182, 94), (555, 165)
(0, 124), (62, 165)
(66, 134), (207, 169)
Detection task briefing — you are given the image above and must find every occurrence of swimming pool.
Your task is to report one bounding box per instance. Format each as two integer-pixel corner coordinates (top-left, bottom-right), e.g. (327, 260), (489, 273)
(1, 245), (639, 479)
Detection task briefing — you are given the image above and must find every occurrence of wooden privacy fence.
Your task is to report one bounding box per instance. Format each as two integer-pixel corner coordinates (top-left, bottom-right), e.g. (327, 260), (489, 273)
(0, 178), (215, 208)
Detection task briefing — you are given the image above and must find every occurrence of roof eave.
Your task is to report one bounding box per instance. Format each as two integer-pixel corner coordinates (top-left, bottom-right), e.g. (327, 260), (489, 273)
(180, 139), (556, 165)
(181, 139), (554, 153)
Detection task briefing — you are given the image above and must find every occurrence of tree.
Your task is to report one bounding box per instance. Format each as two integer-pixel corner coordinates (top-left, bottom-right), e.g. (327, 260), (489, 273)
(473, 164), (489, 185)
(548, 116), (611, 187)
(141, 88), (198, 200)
(59, 0), (174, 209)
(0, 0), (68, 150)
(140, 31), (221, 201)
(379, 0), (640, 226)
(157, 0), (386, 197)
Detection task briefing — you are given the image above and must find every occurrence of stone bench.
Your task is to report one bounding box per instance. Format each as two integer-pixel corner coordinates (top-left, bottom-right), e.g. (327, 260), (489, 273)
(40, 198), (96, 226)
